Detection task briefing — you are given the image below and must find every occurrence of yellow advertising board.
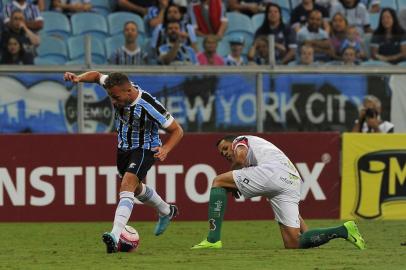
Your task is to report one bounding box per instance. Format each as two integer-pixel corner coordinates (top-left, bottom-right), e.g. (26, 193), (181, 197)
(341, 133), (406, 220)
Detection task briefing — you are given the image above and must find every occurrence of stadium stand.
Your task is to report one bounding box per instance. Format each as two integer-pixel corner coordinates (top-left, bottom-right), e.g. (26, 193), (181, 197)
(5, 0), (406, 66)
(369, 12), (380, 30)
(251, 13), (265, 32)
(91, 0), (112, 16)
(107, 12), (145, 37)
(36, 35), (69, 64)
(379, 0), (398, 9)
(273, 0), (291, 10)
(41, 11), (71, 39)
(105, 35), (125, 60)
(225, 12), (254, 52)
(216, 39), (231, 57)
(399, 0), (406, 8)
(226, 12), (254, 36)
(65, 58), (87, 65)
(34, 56), (60, 65)
(67, 35), (106, 64)
(71, 12), (109, 42)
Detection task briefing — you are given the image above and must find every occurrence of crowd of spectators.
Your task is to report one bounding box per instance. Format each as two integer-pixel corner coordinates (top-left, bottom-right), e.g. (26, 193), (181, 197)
(1, 0), (406, 66)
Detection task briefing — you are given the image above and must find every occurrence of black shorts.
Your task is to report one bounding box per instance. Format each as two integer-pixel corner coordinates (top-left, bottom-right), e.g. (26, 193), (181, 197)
(117, 148), (155, 181)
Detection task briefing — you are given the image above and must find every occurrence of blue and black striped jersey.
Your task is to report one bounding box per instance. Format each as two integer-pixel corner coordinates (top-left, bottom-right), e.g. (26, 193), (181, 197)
(101, 76), (173, 150)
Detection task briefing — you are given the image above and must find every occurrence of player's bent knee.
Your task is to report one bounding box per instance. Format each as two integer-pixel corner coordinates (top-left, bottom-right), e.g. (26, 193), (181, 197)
(211, 172), (236, 189)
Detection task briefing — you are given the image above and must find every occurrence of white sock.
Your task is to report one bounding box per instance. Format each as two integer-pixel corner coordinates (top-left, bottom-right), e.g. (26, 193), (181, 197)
(136, 184), (170, 216)
(111, 191), (135, 241)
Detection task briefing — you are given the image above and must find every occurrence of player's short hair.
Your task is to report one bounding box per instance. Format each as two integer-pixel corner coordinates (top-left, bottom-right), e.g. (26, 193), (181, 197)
(216, 135), (237, 147)
(104, 72), (130, 89)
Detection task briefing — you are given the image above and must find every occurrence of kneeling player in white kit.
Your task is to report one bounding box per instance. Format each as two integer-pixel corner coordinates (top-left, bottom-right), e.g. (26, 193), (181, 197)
(192, 135), (366, 249)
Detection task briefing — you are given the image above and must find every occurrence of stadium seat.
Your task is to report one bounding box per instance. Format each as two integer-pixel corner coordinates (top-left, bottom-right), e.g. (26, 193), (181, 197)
(41, 11), (71, 39)
(379, 0), (397, 9)
(196, 36), (204, 51)
(226, 12), (254, 37)
(399, 0), (406, 9)
(107, 12), (145, 37)
(397, 60), (406, 66)
(67, 35), (106, 64)
(252, 13), (265, 32)
(71, 12), (108, 41)
(290, 0), (301, 9)
(216, 39), (231, 57)
(360, 60), (392, 66)
(105, 35), (124, 58)
(370, 13), (380, 30)
(281, 7), (291, 25)
(36, 36), (68, 64)
(34, 56), (61, 65)
(65, 59), (86, 65)
(273, 0), (291, 10)
(91, 0), (111, 16)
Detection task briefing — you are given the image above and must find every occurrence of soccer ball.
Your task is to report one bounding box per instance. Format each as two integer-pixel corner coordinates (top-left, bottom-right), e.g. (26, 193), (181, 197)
(118, 225), (140, 252)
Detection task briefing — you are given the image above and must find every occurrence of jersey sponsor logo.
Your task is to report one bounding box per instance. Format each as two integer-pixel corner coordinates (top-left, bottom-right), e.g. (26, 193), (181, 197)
(354, 150), (406, 219)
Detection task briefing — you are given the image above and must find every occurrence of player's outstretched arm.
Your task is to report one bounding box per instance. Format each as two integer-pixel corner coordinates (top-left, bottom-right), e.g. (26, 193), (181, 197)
(64, 71), (103, 84)
(153, 120), (183, 161)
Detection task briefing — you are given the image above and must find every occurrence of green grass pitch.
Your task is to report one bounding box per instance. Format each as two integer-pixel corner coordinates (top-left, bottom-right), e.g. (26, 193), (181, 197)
(1, 220), (405, 270)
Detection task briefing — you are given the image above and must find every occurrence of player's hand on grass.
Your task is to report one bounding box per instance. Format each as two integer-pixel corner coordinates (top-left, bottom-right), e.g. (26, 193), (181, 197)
(64, 72), (80, 83)
(152, 146), (169, 161)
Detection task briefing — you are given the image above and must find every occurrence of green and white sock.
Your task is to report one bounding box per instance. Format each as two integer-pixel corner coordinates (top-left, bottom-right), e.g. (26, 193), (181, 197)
(299, 225), (348, 248)
(207, 187), (227, 243)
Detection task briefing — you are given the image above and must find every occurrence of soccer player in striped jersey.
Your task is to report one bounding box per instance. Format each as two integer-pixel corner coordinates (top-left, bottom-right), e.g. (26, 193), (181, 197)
(192, 135), (366, 250)
(64, 71), (183, 253)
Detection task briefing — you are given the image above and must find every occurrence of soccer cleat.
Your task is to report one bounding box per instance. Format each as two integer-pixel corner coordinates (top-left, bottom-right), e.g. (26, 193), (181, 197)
(191, 239), (222, 249)
(102, 232), (118, 253)
(154, 204), (178, 236)
(343, 221), (366, 250)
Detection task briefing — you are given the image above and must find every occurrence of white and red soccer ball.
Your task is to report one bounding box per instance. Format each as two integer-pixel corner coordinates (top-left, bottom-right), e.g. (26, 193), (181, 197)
(118, 225), (140, 252)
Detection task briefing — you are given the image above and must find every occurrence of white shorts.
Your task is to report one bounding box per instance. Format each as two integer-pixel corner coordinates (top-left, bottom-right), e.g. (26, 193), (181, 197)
(232, 165), (301, 228)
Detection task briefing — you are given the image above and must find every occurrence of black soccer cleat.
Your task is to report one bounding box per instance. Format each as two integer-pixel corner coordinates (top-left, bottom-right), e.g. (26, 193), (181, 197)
(102, 232), (118, 253)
